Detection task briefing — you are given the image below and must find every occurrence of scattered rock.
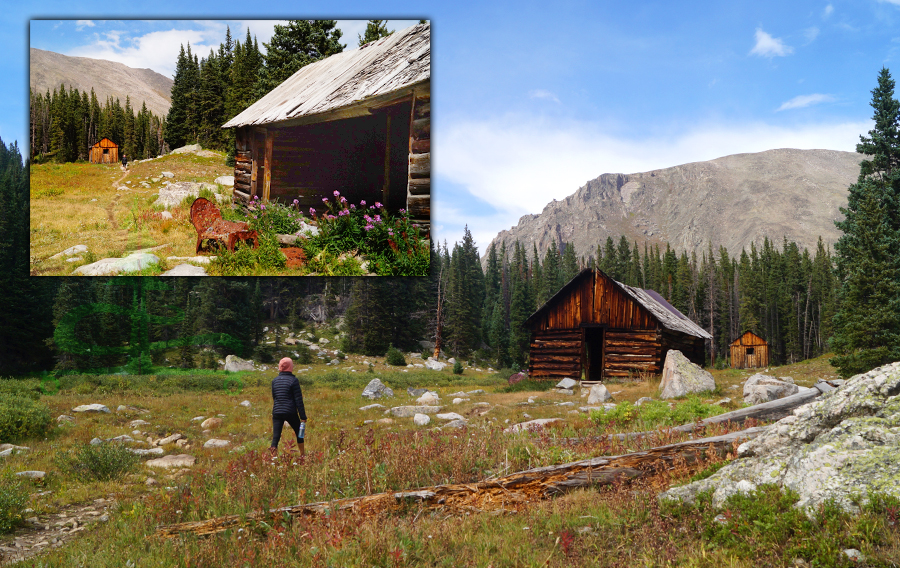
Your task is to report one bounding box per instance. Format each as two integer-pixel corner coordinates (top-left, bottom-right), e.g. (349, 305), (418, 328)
(203, 439), (231, 449)
(191, 416), (206, 422)
(580, 404), (618, 413)
(435, 412), (465, 421)
(407, 387), (428, 397)
(161, 263), (208, 276)
(200, 417), (222, 430)
(658, 350), (716, 399)
(15, 471), (46, 480)
(169, 144), (201, 154)
(153, 181), (226, 209)
(556, 401), (575, 407)
(49, 244), (88, 259)
(508, 372), (527, 385)
(239, 401), (251, 408)
(714, 398), (732, 406)
(555, 388), (575, 396)
(224, 354), (254, 372)
(130, 448), (164, 456)
(742, 374), (799, 405)
(660, 361), (900, 514)
(214, 175), (234, 186)
(108, 435), (134, 443)
(452, 398), (467, 404)
(72, 253), (159, 276)
(90, 437), (102, 445)
(843, 549), (864, 562)
(129, 419), (150, 428)
(416, 392), (440, 405)
(387, 406), (442, 418)
(448, 358), (457, 365)
(56, 415), (75, 423)
(504, 418), (561, 433)
(0, 445), (29, 458)
(424, 358), (446, 371)
(156, 433), (183, 446)
(442, 419), (467, 429)
(587, 384), (612, 404)
(362, 378), (394, 399)
(635, 397), (654, 406)
(413, 414), (431, 426)
(467, 390), (485, 395)
(146, 454), (195, 468)
(73, 404), (110, 413)
(145, 477), (158, 486)
(376, 418), (394, 425)
(160, 211), (173, 220)
(318, 338), (330, 345)
(555, 378), (578, 390)
(359, 404), (386, 411)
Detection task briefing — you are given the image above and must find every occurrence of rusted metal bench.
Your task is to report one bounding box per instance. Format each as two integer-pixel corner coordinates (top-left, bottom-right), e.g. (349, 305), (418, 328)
(190, 197), (259, 254)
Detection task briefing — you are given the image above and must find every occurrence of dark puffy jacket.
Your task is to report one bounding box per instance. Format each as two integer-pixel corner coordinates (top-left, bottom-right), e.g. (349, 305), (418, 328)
(271, 372), (307, 419)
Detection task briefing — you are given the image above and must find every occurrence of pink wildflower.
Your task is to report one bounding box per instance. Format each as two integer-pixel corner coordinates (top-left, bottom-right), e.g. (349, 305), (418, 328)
(309, 208), (316, 215)
(334, 190), (340, 197)
(365, 224), (374, 231)
(375, 202), (383, 208)
(360, 200), (366, 206)
(350, 204), (356, 210)
(322, 197), (329, 203)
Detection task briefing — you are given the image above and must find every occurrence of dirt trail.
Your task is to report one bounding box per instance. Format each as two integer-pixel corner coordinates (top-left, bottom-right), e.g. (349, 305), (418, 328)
(105, 167), (129, 229)
(0, 498), (115, 565)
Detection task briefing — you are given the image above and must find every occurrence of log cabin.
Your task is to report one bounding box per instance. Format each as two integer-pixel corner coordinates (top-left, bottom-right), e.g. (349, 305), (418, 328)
(729, 331), (769, 369)
(526, 268), (711, 381)
(222, 22), (430, 230)
(89, 138), (119, 164)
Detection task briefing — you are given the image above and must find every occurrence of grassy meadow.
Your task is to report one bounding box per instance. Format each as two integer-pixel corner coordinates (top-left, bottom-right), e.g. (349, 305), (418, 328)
(2, 349), (898, 567)
(30, 152), (233, 276)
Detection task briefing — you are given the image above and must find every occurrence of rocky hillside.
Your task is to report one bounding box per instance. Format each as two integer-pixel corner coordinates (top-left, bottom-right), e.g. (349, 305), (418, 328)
(30, 48), (173, 118)
(487, 148), (862, 262)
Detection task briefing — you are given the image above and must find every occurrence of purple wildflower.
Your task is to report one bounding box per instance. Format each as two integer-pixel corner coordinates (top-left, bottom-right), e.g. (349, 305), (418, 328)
(293, 199), (299, 205)
(399, 208), (406, 213)
(322, 197), (329, 203)
(360, 200), (366, 206)
(333, 190), (340, 197)
(375, 215), (381, 223)
(388, 230), (394, 236)
(365, 224), (374, 231)
(350, 204), (356, 210)
(340, 196), (347, 204)
(309, 208), (316, 215)
(375, 202), (383, 208)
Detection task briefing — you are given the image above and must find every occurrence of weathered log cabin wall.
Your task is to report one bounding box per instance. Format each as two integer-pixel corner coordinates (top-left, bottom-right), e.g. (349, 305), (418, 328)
(730, 331), (769, 369)
(89, 138), (118, 164)
(231, 97), (419, 219)
(408, 89), (430, 230)
(528, 270), (708, 381)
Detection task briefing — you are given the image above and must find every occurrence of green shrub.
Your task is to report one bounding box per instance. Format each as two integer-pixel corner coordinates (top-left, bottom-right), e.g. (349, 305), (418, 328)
(294, 344), (313, 365)
(254, 344), (276, 364)
(56, 442), (140, 482)
(246, 196), (305, 235)
(453, 360), (463, 375)
(0, 394), (52, 443)
(385, 346), (406, 366)
(0, 378), (43, 400)
(0, 474), (28, 533)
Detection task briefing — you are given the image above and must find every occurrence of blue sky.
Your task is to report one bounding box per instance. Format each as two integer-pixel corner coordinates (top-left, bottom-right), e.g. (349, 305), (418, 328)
(9, 1), (900, 251)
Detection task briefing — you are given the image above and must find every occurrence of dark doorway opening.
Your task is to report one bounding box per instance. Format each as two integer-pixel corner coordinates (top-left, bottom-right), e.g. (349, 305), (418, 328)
(584, 328), (604, 381)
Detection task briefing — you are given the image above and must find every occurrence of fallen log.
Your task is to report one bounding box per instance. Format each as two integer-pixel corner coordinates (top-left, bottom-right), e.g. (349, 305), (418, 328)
(154, 426), (767, 538)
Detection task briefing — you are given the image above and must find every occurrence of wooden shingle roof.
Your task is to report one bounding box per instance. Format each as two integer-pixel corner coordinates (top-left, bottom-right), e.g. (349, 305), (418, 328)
(526, 268), (712, 340)
(223, 22), (430, 128)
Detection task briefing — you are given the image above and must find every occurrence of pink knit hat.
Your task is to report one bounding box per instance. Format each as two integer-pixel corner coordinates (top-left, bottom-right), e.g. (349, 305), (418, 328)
(278, 357), (294, 372)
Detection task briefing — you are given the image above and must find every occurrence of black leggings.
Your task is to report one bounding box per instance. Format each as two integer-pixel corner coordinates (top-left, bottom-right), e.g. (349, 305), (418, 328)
(271, 413), (304, 448)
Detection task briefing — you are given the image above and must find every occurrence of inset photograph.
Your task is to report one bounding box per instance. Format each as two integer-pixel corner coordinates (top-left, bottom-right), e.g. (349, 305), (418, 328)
(29, 19), (430, 276)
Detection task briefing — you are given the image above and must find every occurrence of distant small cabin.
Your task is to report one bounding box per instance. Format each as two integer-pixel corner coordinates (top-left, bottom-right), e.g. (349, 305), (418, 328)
(89, 138), (119, 164)
(730, 331), (769, 369)
(526, 268), (712, 381)
(223, 22), (430, 230)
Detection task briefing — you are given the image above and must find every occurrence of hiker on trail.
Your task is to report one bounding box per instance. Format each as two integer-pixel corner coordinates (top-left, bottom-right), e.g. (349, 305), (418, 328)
(270, 357), (307, 455)
(121, 152), (128, 170)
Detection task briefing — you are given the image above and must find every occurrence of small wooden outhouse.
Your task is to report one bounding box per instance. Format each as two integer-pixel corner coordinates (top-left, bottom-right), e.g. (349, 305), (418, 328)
(89, 138), (119, 164)
(730, 331), (769, 369)
(526, 268), (711, 381)
(223, 22), (430, 230)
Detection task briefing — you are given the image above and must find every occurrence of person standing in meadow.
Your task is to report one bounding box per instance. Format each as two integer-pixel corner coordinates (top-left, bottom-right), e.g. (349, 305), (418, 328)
(270, 357), (307, 455)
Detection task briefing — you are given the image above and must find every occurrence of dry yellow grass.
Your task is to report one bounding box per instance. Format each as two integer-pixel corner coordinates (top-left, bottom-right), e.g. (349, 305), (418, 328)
(30, 152), (232, 275)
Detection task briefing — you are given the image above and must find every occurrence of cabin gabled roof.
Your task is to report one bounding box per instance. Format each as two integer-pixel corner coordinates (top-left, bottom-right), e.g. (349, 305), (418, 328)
(91, 137), (118, 148)
(223, 23), (430, 129)
(525, 268), (712, 340)
(730, 330), (767, 346)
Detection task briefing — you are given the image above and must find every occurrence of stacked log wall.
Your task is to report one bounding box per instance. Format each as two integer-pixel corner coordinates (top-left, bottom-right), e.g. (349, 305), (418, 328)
(602, 329), (662, 378)
(529, 329), (582, 379)
(407, 86), (430, 232)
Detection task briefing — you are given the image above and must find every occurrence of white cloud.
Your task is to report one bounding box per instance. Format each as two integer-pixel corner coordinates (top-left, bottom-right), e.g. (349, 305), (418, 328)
(776, 93), (835, 111)
(529, 89), (561, 103)
(67, 22), (226, 78)
(75, 20), (95, 31)
(804, 26), (820, 43)
(823, 4), (834, 17)
(749, 28), (794, 57)
(878, 0), (900, 5)
(433, 114), (866, 247)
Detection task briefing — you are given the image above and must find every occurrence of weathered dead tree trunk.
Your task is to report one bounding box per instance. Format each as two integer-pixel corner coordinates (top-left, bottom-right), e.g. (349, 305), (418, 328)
(154, 426), (767, 538)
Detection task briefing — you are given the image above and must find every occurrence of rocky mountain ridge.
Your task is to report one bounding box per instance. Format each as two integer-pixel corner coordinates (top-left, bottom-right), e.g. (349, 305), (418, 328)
(30, 48), (173, 119)
(487, 148), (862, 263)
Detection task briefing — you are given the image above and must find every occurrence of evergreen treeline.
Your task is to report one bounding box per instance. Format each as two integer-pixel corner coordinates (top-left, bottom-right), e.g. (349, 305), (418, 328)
(165, 21), (345, 154)
(29, 86), (166, 163)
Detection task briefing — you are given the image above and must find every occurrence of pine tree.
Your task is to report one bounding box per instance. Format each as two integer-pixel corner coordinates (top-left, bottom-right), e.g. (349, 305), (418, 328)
(358, 20), (393, 46)
(831, 68), (900, 376)
(255, 20), (344, 99)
